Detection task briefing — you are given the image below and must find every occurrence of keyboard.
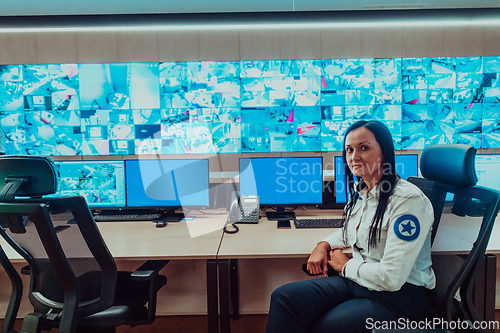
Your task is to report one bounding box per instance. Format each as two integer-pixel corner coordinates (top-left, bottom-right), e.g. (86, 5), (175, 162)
(93, 212), (163, 222)
(294, 218), (343, 229)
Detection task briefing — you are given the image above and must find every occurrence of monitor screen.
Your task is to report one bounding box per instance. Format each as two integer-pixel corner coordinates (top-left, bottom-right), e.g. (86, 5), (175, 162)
(50, 160), (126, 208)
(239, 156), (323, 219)
(334, 154), (419, 204)
(125, 158), (210, 209)
(475, 154), (500, 192)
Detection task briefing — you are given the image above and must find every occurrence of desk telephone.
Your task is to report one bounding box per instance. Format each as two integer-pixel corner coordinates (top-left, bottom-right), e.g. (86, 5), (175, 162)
(229, 192), (260, 224)
(224, 192), (260, 234)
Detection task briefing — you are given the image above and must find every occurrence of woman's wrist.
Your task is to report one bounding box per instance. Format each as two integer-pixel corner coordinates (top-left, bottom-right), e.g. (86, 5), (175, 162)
(317, 241), (332, 252)
(339, 260), (349, 277)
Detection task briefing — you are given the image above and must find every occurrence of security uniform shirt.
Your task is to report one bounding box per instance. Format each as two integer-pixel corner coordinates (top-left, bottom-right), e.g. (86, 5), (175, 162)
(323, 178), (436, 292)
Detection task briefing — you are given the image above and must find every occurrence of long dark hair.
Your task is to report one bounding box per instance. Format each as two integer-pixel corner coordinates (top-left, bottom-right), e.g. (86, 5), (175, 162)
(341, 120), (399, 249)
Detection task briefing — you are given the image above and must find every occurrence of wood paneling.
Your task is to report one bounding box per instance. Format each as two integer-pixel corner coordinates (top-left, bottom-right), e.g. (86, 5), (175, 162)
(443, 26), (484, 57)
(77, 32), (118, 63)
(0, 33), (37, 65)
(321, 28), (362, 60)
(198, 30), (240, 61)
(36, 32), (77, 64)
(484, 26), (500, 56)
(402, 26), (444, 58)
(361, 27), (402, 59)
(280, 29), (321, 60)
(158, 30), (199, 62)
(240, 29), (280, 61)
(117, 32), (159, 63)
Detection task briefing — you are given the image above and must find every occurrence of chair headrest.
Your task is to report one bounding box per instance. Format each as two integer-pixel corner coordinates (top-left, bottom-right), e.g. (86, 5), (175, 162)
(420, 144), (477, 187)
(0, 156), (58, 201)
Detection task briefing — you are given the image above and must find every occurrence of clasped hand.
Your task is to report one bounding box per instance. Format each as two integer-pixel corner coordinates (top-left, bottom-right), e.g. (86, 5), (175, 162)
(307, 241), (349, 277)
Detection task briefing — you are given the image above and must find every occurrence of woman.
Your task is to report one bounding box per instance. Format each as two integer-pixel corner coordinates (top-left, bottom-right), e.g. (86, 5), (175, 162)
(265, 120), (435, 333)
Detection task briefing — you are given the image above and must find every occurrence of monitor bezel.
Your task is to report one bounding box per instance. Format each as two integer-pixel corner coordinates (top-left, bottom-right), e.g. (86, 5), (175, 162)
(51, 159), (127, 210)
(124, 158), (211, 210)
(238, 156), (324, 219)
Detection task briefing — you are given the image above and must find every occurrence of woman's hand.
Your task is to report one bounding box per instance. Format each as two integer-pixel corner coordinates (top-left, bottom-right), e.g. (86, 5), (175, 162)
(328, 249), (349, 272)
(307, 241), (331, 277)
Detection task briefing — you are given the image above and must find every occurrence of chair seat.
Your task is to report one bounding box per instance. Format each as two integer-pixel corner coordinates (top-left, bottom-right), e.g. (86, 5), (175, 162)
(76, 271), (167, 328)
(76, 305), (130, 328)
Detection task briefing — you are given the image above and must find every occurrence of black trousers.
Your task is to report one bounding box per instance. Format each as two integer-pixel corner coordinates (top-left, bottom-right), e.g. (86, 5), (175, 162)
(265, 276), (435, 333)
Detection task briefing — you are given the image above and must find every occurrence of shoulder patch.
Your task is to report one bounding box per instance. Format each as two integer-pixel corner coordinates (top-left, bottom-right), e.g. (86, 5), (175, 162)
(393, 214), (420, 241)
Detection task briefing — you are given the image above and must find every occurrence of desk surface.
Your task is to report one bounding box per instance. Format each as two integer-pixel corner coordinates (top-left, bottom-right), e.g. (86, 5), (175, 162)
(1, 208), (498, 262)
(219, 208), (499, 259)
(97, 211), (226, 260)
(0, 209), (228, 262)
(218, 209), (343, 259)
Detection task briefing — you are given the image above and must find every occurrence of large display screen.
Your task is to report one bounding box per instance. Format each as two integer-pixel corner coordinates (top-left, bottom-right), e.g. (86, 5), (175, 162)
(0, 56), (498, 156)
(125, 158), (210, 208)
(335, 154), (419, 204)
(49, 160), (126, 208)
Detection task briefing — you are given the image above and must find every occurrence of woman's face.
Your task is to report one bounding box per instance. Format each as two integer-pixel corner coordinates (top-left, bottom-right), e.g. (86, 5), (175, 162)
(345, 126), (384, 187)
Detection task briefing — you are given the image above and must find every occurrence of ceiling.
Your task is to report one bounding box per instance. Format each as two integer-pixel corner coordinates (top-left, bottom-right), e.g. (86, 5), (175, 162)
(2, 0), (500, 16)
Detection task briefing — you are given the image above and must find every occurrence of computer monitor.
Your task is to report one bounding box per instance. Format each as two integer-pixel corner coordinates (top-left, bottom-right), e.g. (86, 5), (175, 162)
(334, 154), (419, 204)
(125, 158), (210, 219)
(49, 160), (126, 209)
(239, 156), (323, 220)
(475, 154), (500, 192)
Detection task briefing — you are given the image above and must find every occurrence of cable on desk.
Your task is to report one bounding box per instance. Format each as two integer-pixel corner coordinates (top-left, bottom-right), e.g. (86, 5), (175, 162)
(223, 221), (239, 234)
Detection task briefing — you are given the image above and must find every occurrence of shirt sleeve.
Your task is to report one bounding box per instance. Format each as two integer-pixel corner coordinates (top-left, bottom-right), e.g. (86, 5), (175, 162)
(321, 228), (348, 249)
(343, 193), (434, 291)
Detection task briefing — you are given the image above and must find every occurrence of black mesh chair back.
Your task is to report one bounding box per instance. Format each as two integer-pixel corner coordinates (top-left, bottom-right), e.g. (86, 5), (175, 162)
(0, 156), (167, 333)
(407, 144), (500, 330)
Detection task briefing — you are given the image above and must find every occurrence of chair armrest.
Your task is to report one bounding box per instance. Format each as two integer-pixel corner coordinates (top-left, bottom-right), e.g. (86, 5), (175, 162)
(127, 260), (169, 326)
(130, 260), (169, 282)
(21, 265), (30, 275)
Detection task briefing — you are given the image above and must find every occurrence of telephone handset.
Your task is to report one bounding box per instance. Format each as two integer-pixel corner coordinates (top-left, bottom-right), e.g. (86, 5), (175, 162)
(224, 192), (260, 234)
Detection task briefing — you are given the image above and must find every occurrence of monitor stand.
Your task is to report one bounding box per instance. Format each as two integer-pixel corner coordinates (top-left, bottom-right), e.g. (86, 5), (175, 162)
(160, 208), (185, 222)
(265, 206), (296, 220)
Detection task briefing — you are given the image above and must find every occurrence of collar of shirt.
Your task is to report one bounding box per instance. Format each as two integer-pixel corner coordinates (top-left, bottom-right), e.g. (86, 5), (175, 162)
(357, 179), (381, 201)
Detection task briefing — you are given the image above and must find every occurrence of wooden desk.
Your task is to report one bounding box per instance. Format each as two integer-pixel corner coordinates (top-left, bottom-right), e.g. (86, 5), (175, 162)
(219, 209), (343, 260)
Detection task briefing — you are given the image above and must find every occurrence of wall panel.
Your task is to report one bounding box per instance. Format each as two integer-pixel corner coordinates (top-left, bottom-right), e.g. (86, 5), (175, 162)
(443, 26), (484, 57)
(361, 27), (402, 59)
(198, 30), (240, 61)
(0, 33), (37, 65)
(402, 26), (444, 58)
(117, 31), (159, 63)
(279, 29), (321, 60)
(321, 28), (362, 60)
(484, 26), (500, 56)
(158, 31), (199, 62)
(36, 32), (77, 64)
(77, 32), (118, 63)
(240, 30), (280, 61)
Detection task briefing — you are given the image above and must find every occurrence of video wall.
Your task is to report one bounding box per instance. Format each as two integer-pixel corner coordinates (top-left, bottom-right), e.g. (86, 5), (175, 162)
(0, 56), (499, 156)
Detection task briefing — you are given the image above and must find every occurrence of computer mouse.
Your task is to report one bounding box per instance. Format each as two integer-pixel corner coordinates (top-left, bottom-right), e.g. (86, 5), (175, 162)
(155, 220), (167, 228)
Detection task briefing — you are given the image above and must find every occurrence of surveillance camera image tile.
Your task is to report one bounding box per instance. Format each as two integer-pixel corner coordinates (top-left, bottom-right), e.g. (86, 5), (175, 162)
(0, 56), (498, 156)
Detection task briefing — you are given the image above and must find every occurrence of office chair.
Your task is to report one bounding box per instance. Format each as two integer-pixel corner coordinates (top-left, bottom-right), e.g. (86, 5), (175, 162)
(0, 156), (168, 333)
(373, 144), (500, 332)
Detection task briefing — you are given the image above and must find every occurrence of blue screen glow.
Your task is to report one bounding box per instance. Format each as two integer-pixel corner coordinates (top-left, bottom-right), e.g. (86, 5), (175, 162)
(239, 157), (323, 205)
(125, 159), (209, 207)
